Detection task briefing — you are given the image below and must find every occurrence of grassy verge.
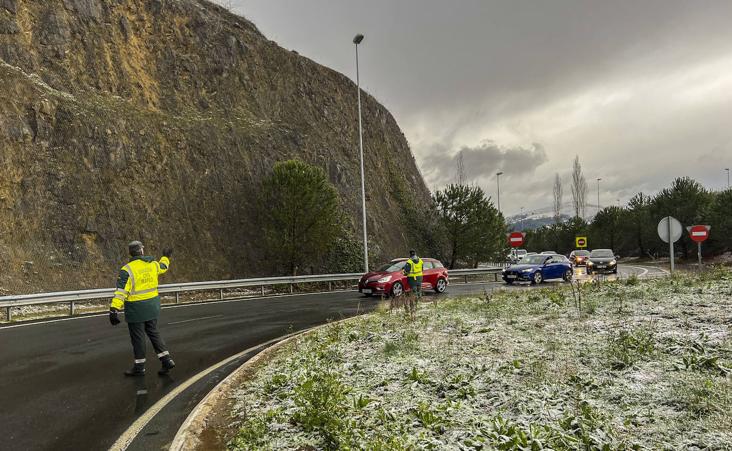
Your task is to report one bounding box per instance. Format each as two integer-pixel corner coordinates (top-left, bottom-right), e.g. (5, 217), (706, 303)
(228, 267), (732, 450)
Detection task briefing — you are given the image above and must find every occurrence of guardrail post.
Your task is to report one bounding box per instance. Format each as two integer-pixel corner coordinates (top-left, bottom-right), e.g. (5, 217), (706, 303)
(70, 301), (75, 317)
(328, 281), (332, 291)
(219, 289), (224, 300)
(261, 286), (265, 296)
(175, 292), (180, 304)
(6, 306), (11, 322)
(494, 273), (498, 282)
(464, 275), (468, 284)
(290, 284), (294, 294)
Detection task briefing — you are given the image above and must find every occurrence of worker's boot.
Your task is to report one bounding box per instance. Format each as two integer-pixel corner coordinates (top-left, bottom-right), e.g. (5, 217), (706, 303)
(124, 363), (146, 377)
(158, 357), (176, 375)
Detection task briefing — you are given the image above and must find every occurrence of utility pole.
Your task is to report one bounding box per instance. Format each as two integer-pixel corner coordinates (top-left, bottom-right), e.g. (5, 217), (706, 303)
(726, 168), (730, 189)
(596, 178), (601, 214)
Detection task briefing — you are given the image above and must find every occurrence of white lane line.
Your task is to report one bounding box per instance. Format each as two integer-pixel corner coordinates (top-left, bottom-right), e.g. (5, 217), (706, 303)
(167, 315), (223, 325)
(109, 331), (303, 451)
(622, 265), (649, 277)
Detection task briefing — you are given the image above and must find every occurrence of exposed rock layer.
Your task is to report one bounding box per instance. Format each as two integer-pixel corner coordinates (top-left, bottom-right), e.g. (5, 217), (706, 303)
(0, 0), (431, 292)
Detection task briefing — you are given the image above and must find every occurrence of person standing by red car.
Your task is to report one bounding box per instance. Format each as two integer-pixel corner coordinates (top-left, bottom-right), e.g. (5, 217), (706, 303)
(403, 250), (424, 301)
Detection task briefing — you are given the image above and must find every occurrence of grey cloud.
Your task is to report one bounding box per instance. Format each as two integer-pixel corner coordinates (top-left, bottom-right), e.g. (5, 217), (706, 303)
(218, 0), (732, 215)
(422, 141), (548, 188)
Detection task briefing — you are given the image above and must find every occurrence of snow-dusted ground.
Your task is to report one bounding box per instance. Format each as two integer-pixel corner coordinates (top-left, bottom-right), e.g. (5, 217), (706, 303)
(229, 269), (732, 450)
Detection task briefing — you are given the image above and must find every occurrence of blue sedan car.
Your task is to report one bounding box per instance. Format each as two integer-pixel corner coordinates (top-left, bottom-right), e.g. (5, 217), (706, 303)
(502, 254), (573, 285)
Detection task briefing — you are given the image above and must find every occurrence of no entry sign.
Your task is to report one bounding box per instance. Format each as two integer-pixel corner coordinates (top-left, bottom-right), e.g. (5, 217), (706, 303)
(687, 225), (711, 243)
(508, 232), (525, 247)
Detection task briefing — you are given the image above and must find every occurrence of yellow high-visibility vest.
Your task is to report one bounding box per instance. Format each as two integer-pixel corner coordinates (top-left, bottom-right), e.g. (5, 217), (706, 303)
(111, 256), (170, 310)
(406, 258), (423, 278)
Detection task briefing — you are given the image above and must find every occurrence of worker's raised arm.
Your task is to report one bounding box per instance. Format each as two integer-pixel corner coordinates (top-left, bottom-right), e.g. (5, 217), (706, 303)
(157, 247), (173, 275)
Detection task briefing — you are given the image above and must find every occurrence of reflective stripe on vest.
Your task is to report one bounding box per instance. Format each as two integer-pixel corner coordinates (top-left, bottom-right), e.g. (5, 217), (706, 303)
(124, 260), (160, 301)
(407, 258), (423, 278)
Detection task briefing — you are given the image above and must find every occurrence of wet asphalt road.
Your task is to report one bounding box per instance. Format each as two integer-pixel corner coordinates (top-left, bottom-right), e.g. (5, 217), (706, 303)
(0, 264), (665, 451)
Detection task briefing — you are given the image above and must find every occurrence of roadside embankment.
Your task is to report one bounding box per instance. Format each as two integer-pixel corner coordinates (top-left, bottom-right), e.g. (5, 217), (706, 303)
(186, 267), (732, 449)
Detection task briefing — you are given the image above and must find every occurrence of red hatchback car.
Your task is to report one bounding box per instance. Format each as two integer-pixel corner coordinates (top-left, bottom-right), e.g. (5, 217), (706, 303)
(358, 258), (449, 297)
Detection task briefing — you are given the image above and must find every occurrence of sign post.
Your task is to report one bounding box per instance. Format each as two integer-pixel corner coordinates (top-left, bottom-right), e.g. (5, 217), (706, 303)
(687, 225), (711, 270)
(575, 236), (587, 248)
(657, 216), (683, 274)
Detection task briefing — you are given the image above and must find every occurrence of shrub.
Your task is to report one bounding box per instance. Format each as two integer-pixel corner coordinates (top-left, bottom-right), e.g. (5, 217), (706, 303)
(292, 371), (352, 449)
(607, 326), (656, 370)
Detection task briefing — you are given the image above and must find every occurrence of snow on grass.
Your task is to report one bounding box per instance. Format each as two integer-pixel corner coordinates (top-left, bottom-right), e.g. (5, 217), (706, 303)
(228, 267), (732, 450)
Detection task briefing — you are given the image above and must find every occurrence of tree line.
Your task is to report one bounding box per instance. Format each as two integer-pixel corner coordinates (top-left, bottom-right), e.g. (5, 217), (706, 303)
(525, 177), (731, 258)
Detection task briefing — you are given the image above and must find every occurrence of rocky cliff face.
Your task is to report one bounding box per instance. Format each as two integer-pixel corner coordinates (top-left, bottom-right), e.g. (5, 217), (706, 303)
(0, 0), (432, 292)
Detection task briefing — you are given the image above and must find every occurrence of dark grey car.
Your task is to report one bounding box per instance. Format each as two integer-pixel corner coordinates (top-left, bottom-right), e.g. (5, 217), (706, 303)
(586, 249), (618, 274)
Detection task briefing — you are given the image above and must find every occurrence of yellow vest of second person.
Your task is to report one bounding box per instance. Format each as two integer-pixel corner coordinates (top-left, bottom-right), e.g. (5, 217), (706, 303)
(407, 258), (423, 278)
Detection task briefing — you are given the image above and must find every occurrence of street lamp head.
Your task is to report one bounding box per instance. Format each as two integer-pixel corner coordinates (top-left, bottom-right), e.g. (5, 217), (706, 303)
(496, 171), (504, 176)
(353, 34), (364, 44)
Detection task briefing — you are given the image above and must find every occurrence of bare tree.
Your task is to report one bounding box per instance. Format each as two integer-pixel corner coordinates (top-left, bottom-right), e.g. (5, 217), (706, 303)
(553, 173), (563, 223)
(571, 156), (588, 219)
(455, 151), (466, 186)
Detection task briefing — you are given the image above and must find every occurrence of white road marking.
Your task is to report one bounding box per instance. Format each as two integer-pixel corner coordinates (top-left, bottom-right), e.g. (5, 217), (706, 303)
(108, 332), (300, 451)
(167, 315), (223, 325)
(622, 265), (649, 277)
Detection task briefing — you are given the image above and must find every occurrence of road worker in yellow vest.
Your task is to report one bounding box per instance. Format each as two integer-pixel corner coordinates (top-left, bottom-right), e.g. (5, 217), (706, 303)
(403, 249), (424, 300)
(109, 241), (175, 377)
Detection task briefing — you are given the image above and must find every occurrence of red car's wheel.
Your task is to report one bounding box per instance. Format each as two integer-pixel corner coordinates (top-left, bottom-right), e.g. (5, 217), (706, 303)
(434, 278), (447, 293)
(391, 281), (404, 297)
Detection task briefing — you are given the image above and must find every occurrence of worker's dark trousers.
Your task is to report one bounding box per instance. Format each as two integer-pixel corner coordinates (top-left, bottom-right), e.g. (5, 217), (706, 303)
(127, 320), (169, 363)
(408, 276), (423, 298)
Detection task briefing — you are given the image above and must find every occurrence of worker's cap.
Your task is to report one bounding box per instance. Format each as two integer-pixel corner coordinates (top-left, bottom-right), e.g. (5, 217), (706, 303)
(409, 249), (416, 256)
(128, 240), (144, 256)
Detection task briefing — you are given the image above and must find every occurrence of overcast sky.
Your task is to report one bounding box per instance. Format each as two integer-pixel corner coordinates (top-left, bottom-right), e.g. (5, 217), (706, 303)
(218, 0), (732, 217)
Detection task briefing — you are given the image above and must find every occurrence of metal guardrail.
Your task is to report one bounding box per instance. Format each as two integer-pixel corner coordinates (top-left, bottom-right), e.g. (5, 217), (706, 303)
(0, 267), (505, 321)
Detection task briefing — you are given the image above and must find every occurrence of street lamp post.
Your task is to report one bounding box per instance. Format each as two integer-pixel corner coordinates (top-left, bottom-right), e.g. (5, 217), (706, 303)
(353, 33), (368, 272)
(596, 178), (601, 214)
(496, 171), (504, 214)
(726, 168), (730, 189)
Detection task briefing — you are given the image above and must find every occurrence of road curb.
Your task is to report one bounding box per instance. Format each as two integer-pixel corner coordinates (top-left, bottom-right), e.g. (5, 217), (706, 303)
(169, 315), (362, 451)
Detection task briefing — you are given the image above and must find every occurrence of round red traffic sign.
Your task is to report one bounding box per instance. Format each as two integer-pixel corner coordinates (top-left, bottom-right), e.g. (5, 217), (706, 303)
(508, 232), (525, 247)
(688, 225), (710, 242)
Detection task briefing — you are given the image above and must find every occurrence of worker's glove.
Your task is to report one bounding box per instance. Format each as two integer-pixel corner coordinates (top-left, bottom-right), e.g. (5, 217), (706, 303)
(109, 308), (121, 326)
(162, 247), (173, 258)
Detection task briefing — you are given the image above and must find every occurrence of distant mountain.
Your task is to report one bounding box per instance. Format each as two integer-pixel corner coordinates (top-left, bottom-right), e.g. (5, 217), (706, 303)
(508, 214), (572, 231)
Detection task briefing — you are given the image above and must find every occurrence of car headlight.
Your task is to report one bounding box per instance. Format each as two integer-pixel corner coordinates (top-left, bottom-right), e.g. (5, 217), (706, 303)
(522, 268), (533, 272)
(610, 260), (617, 266)
(377, 276), (391, 283)
(587, 261), (594, 266)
